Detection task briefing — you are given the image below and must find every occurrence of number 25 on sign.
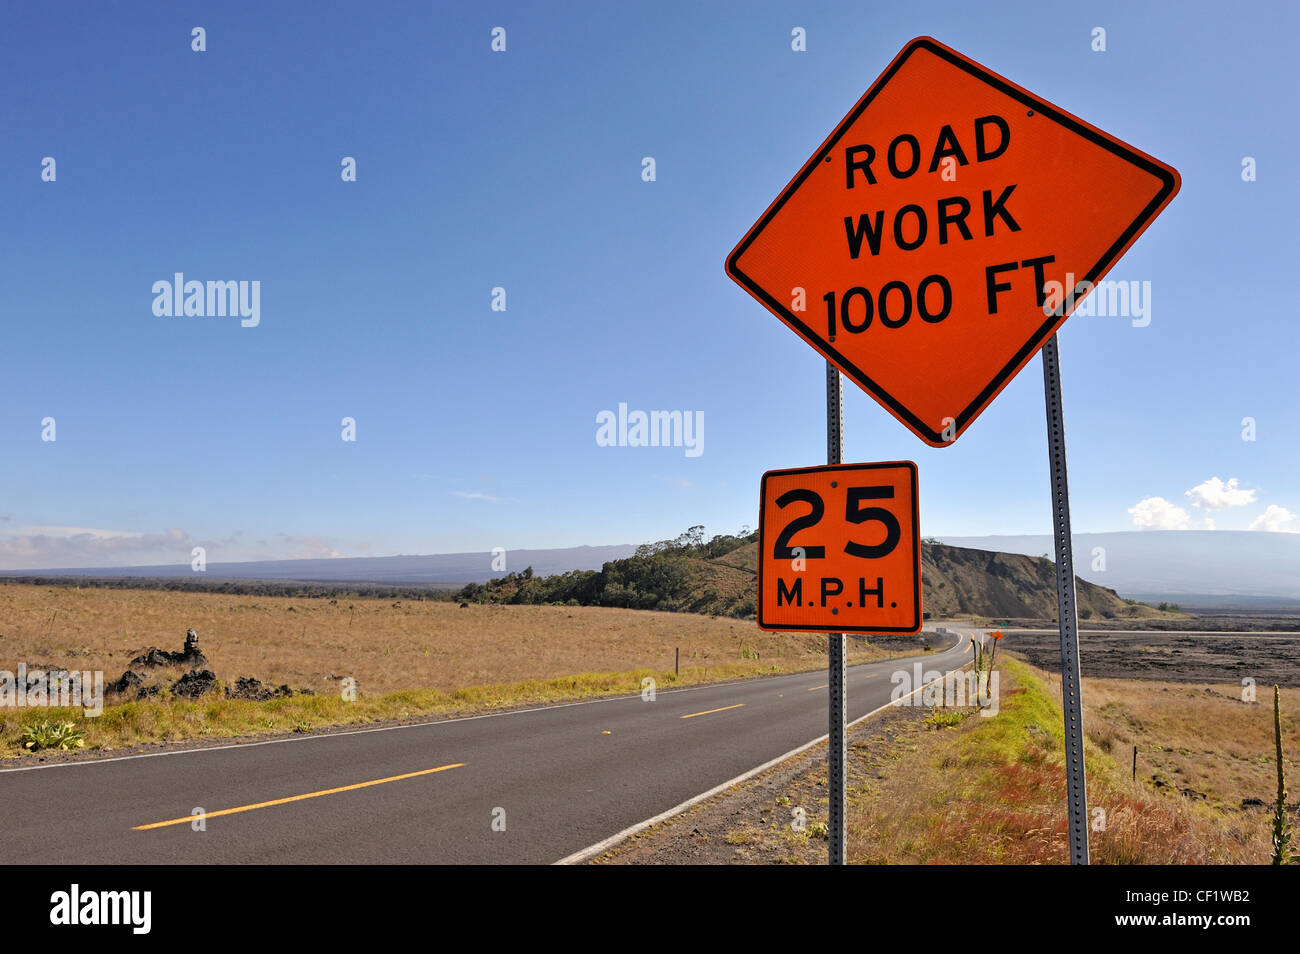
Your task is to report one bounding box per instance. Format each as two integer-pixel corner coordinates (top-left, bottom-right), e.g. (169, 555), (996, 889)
(758, 462), (920, 634)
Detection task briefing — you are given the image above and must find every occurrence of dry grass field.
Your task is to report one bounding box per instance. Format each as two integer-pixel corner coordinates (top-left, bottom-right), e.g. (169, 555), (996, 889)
(1083, 677), (1300, 843)
(594, 660), (1298, 864)
(842, 664), (1298, 864)
(0, 583), (890, 694)
(0, 583), (898, 756)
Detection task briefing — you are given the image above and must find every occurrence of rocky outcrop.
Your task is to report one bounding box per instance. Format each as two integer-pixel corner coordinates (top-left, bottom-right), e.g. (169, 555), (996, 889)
(129, 628), (208, 669)
(170, 669), (218, 700)
(229, 676), (296, 701)
(107, 627), (313, 704)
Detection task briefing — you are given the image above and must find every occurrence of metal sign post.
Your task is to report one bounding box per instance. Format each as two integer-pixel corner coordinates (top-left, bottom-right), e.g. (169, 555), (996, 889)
(728, 35), (1178, 871)
(826, 361), (846, 865)
(1041, 334), (1089, 864)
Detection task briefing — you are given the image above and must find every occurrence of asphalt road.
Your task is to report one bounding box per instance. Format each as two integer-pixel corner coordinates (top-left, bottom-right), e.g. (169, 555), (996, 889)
(2, 627), (974, 864)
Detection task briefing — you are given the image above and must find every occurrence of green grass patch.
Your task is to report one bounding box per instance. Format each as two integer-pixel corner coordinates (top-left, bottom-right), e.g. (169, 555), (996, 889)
(853, 658), (1244, 863)
(923, 710), (972, 729)
(0, 661), (808, 759)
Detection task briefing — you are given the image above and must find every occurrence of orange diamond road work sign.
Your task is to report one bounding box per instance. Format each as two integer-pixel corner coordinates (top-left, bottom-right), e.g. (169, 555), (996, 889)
(758, 461), (920, 634)
(726, 36), (1180, 446)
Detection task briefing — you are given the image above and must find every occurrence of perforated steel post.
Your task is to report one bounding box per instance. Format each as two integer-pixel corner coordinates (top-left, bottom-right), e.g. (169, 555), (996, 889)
(826, 361), (847, 865)
(1041, 335), (1090, 865)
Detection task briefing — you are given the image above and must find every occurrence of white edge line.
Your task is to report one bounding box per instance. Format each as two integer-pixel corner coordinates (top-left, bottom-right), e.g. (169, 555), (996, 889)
(0, 631), (967, 775)
(552, 645), (974, 865)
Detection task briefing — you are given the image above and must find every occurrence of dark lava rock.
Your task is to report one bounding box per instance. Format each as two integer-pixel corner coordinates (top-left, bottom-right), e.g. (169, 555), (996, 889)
(229, 677), (307, 701)
(229, 676), (266, 700)
(171, 669), (218, 700)
(110, 670), (144, 695)
(230, 676), (277, 701)
(130, 646), (209, 669)
(130, 647), (179, 667)
(130, 628), (208, 669)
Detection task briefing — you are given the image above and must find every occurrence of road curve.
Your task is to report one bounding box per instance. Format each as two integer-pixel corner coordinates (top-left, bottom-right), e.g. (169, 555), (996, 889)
(1, 627), (976, 864)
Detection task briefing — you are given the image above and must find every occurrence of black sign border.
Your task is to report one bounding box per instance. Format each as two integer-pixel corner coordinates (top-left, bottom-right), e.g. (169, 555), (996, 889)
(726, 36), (1179, 446)
(757, 460), (921, 634)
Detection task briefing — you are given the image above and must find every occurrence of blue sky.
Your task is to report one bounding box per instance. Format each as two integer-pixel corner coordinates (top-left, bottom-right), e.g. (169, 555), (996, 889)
(1, 0), (1296, 568)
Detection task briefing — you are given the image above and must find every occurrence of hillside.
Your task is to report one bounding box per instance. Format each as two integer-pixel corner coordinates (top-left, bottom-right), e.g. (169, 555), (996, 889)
(454, 529), (1165, 622)
(919, 543), (1161, 620)
(698, 541), (1161, 621)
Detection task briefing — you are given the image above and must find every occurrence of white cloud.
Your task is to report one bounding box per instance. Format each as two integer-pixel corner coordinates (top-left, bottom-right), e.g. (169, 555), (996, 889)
(275, 535), (343, 559)
(11, 525), (144, 540)
(1248, 505), (1298, 533)
(1203, 516), (1215, 530)
(1186, 477), (1256, 510)
(451, 491), (503, 503)
(0, 525), (353, 569)
(1128, 497), (1190, 530)
(0, 526), (195, 569)
(654, 474), (696, 490)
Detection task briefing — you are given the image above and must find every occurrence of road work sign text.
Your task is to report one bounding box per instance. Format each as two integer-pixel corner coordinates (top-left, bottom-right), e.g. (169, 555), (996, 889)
(726, 37), (1179, 446)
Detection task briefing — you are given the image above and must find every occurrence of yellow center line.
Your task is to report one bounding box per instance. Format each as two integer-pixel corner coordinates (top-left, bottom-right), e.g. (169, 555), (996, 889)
(680, 703), (745, 720)
(808, 684), (829, 691)
(133, 762), (465, 831)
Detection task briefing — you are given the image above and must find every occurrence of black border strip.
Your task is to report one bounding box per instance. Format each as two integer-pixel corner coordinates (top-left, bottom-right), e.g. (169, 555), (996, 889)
(726, 37), (1179, 446)
(757, 461), (921, 634)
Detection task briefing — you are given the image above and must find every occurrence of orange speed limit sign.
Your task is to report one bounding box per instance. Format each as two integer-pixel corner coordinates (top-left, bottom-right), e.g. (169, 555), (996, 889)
(758, 462), (920, 634)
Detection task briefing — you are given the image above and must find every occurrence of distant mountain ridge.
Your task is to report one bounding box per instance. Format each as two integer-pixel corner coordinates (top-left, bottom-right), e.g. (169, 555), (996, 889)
(5, 530), (1293, 610)
(0, 545), (638, 585)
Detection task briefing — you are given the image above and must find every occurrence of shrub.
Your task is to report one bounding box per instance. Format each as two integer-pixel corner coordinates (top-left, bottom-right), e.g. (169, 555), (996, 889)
(924, 710), (970, 729)
(21, 720), (86, 752)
